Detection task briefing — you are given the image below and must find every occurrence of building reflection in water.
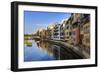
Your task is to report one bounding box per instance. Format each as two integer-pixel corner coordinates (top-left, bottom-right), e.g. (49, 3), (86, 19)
(24, 39), (83, 62)
(35, 40), (60, 60)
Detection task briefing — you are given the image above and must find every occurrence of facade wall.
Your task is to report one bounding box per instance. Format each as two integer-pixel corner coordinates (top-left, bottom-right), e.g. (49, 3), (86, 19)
(53, 24), (61, 40)
(47, 25), (54, 40)
(64, 18), (72, 43)
(60, 23), (65, 41)
(82, 22), (90, 49)
(72, 27), (80, 45)
(71, 13), (81, 45)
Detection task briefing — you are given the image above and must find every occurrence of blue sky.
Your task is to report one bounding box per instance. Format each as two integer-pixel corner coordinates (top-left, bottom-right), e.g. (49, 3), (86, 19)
(24, 11), (71, 34)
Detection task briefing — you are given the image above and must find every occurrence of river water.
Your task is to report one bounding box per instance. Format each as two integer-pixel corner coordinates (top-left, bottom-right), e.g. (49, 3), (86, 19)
(24, 39), (82, 62)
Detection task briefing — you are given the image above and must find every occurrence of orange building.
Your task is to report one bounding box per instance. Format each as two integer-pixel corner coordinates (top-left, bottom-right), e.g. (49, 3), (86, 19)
(72, 27), (80, 45)
(71, 13), (82, 46)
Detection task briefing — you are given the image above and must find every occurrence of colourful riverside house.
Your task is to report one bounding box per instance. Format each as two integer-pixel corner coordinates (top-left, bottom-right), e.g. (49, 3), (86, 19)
(71, 13), (81, 46)
(81, 14), (90, 53)
(64, 17), (72, 44)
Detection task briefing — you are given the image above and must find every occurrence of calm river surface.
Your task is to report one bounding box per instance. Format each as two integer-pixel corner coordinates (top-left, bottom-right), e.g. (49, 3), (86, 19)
(24, 39), (82, 62)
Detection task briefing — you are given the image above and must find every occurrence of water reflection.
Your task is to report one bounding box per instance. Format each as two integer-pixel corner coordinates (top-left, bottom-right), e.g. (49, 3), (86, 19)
(24, 40), (57, 62)
(24, 39), (82, 62)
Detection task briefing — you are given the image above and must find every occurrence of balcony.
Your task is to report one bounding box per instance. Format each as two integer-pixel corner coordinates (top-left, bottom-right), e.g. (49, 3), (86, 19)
(82, 15), (90, 24)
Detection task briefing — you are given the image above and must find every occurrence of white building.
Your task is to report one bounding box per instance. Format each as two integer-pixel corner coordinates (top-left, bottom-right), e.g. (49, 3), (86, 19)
(52, 23), (61, 40)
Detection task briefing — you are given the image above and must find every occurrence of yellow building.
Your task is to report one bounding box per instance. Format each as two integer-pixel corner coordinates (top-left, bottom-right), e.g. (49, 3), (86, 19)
(38, 29), (48, 40)
(79, 14), (90, 52)
(64, 18), (72, 44)
(47, 24), (55, 39)
(82, 21), (90, 49)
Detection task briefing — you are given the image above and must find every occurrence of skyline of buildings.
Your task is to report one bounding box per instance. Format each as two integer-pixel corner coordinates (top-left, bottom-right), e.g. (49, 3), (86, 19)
(24, 12), (90, 56)
(29, 13), (90, 54)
